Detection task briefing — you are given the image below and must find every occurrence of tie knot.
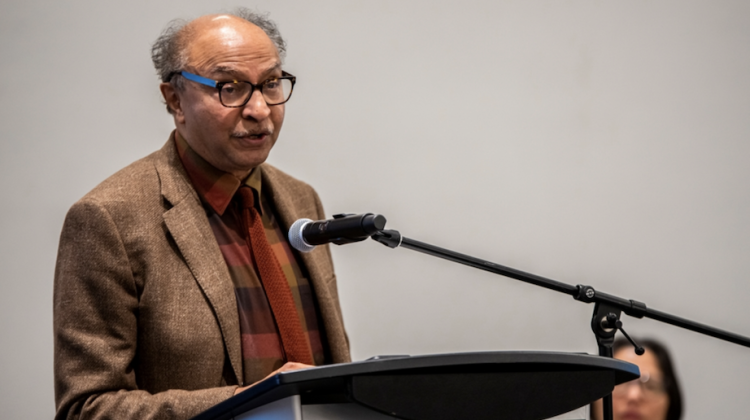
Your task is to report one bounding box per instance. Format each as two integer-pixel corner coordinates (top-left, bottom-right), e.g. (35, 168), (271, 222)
(238, 186), (255, 209)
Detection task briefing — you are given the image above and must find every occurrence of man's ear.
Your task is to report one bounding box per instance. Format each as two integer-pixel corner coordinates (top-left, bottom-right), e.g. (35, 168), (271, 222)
(160, 82), (185, 124)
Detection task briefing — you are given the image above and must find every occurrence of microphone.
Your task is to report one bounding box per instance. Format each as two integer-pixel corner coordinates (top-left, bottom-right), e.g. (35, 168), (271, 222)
(288, 213), (387, 253)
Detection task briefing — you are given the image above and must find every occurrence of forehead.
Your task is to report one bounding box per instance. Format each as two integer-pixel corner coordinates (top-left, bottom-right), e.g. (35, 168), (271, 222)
(183, 15), (280, 75)
(615, 348), (662, 378)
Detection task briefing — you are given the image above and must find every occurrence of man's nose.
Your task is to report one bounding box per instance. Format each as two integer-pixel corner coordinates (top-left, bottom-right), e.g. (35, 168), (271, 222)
(242, 90), (271, 120)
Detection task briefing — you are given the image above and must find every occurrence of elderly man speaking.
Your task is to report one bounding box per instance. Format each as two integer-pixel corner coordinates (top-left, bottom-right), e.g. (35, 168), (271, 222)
(53, 9), (350, 420)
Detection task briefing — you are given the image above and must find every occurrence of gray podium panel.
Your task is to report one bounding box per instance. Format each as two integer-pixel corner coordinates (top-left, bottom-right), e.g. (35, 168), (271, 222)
(236, 395), (302, 420)
(236, 396), (590, 420)
(303, 402), (399, 420)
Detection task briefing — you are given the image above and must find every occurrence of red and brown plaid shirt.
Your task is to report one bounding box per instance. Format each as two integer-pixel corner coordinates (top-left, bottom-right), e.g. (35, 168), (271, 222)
(175, 132), (327, 385)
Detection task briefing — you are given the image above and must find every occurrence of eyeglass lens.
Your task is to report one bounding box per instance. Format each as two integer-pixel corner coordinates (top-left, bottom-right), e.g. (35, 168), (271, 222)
(612, 375), (666, 398)
(219, 79), (293, 106)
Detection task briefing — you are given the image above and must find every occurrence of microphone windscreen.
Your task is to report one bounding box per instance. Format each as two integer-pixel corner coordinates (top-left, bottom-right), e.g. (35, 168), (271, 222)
(288, 218), (316, 253)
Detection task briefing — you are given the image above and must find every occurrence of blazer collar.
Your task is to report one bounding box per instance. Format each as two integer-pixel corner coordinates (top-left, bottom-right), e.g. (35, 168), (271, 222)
(153, 132), (244, 386)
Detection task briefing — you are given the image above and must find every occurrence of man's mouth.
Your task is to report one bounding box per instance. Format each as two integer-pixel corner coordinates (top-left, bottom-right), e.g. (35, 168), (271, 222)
(232, 131), (272, 142)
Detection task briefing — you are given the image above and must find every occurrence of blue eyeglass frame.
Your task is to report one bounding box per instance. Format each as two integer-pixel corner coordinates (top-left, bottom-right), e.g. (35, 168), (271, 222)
(171, 70), (296, 107)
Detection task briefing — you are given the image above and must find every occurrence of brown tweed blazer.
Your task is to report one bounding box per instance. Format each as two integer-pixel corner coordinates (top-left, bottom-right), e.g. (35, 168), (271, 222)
(53, 137), (350, 420)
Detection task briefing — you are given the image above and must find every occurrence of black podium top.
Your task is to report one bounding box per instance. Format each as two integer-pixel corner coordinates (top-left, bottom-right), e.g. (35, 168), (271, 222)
(192, 351), (639, 420)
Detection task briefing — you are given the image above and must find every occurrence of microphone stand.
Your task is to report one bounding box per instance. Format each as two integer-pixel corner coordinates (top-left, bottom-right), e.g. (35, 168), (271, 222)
(369, 229), (750, 420)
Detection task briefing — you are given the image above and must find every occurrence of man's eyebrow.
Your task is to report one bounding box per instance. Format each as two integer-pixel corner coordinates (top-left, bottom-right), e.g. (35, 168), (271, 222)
(210, 63), (283, 79)
(211, 65), (240, 76)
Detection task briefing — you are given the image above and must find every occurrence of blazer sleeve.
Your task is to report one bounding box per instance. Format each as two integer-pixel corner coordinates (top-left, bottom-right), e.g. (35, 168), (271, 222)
(53, 199), (235, 420)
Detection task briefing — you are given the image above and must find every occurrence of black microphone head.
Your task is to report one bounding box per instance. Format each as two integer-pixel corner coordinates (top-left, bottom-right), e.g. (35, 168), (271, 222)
(288, 218), (315, 253)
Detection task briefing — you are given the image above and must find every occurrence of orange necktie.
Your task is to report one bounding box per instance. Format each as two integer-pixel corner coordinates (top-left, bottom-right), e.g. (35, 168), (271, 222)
(238, 186), (314, 365)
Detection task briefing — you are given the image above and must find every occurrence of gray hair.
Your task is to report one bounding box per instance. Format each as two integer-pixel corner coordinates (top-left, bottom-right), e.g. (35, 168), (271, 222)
(151, 8), (287, 113)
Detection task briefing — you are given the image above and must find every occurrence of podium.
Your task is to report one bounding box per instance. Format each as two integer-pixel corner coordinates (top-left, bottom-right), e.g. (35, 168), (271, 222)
(191, 351), (639, 420)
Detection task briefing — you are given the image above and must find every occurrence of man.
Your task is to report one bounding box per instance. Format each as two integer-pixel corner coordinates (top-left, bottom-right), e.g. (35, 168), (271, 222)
(53, 9), (350, 420)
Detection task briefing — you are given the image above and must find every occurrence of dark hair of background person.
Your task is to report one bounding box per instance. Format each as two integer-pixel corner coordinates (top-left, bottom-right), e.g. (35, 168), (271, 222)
(614, 337), (683, 420)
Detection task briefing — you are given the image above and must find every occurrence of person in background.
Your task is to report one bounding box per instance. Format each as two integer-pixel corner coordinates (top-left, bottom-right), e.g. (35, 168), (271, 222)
(593, 337), (683, 420)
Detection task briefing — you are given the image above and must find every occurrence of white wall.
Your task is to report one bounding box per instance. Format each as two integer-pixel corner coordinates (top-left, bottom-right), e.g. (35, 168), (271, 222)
(1, 1), (749, 418)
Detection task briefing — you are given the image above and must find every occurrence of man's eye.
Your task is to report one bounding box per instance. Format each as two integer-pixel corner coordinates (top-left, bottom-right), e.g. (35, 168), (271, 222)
(221, 83), (242, 96)
(264, 80), (280, 89)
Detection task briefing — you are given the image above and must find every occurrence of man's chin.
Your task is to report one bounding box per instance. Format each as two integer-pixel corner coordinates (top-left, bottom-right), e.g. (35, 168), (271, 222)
(228, 154), (272, 177)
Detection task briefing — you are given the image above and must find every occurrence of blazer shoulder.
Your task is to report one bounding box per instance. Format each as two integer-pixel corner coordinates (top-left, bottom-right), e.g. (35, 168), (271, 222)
(80, 150), (163, 206)
(65, 148), (179, 233)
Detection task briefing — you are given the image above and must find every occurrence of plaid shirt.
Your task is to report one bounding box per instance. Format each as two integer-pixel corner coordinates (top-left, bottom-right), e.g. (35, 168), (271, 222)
(174, 132), (327, 385)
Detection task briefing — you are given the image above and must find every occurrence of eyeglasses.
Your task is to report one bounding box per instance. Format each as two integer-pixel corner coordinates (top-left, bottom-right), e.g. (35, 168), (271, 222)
(613, 372), (667, 399)
(171, 70), (296, 107)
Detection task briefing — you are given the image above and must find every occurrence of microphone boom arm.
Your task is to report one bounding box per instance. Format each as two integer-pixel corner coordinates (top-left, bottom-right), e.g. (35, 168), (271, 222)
(371, 227), (750, 420)
(371, 229), (750, 348)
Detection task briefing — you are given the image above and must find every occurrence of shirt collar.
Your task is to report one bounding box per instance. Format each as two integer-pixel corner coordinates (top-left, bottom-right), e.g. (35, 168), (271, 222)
(174, 131), (263, 215)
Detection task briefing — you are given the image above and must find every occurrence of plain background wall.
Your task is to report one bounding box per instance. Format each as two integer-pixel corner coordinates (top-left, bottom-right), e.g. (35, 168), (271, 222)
(1, 0), (749, 418)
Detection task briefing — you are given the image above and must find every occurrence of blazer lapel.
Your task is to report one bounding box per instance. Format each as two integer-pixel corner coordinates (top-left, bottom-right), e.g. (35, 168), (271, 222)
(260, 165), (331, 280)
(155, 138), (244, 385)
(262, 164), (350, 363)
